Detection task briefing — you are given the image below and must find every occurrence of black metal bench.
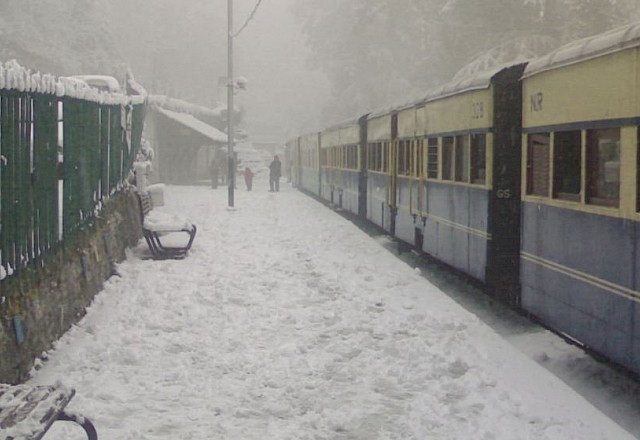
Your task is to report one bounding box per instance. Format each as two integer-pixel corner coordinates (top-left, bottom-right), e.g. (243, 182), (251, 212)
(0, 383), (98, 440)
(136, 191), (197, 260)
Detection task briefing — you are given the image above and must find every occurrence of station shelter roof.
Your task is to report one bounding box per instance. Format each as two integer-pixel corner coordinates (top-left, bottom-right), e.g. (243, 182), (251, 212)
(156, 107), (227, 144)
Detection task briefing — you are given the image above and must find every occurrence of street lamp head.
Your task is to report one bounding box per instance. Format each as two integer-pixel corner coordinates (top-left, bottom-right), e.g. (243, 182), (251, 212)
(235, 76), (248, 90)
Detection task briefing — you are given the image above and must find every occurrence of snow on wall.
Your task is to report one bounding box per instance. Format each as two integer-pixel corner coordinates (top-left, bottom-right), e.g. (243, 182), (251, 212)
(0, 59), (145, 105)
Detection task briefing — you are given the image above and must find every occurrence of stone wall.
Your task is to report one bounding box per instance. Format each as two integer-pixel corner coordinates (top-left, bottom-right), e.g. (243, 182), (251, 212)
(0, 190), (142, 384)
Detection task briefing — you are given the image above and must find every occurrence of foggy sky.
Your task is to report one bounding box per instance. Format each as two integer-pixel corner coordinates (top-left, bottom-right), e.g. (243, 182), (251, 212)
(230, 0), (330, 142)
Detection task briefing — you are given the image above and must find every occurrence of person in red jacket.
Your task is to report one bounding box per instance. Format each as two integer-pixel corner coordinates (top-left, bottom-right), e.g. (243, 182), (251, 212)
(244, 167), (255, 191)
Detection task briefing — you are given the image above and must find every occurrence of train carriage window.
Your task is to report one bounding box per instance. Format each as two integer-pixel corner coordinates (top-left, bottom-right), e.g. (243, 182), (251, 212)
(346, 144), (356, 170)
(353, 145), (358, 170)
(455, 135), (470, 182)
(416, 139), (424, 178)
(408, 140), (415, 177)
(406, 140), (412, 176)
(398, 140), (413, 176)
(383, 142), (389, 173)
(442, 136), (454, 180)
(470, 134), (486, 184)
(637, 129), (640, 212)
(397, 140), (406, 175)
(553, 130), (581, 201)
(586, 128), (620, 207)
(427, 138), (438, 179)
(527, 133), (551, 196)
(346, 146), (349, 169)
(371, 142), (382, 171)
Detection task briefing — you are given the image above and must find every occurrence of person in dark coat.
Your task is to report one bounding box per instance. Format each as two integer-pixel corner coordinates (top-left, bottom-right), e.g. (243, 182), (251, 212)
(269, 155), (282, 192)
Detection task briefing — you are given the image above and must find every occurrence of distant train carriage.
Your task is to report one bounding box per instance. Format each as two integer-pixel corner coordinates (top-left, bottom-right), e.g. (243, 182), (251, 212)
(298, 132), (321, 196)
(319, 121), (361, 214)
(520, 23), (640, 374)
(420, 63), (526, 297)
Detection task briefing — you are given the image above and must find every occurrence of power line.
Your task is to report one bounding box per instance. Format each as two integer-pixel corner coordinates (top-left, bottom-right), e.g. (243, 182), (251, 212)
(233, 0), (265, 38)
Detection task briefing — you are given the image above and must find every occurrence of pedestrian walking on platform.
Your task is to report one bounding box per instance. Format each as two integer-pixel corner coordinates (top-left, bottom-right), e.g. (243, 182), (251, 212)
(269, 155), (282, 192)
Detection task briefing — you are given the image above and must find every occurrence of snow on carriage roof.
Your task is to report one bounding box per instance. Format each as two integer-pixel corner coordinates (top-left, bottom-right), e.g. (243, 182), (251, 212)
(523, 21), (640, 78)
(320, 117), (361, 133)
(366, 97), (425, 120)
(424, 61), (526, 103)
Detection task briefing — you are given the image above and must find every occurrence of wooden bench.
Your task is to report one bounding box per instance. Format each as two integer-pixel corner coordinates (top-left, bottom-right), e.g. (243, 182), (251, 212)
(136, 191), (197, 260)
(0, 383), (98, 440)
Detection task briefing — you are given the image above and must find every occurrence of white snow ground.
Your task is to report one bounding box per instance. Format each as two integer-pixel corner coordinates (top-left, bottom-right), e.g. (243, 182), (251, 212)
(29, 164), (638, 439)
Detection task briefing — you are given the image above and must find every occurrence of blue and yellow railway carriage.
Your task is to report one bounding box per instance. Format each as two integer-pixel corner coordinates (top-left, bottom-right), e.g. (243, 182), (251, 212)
(319, 121), (361, 214)
(421, 63), (525, 294)
(520, 23), (640, 375)
(297, 132), (321, 197)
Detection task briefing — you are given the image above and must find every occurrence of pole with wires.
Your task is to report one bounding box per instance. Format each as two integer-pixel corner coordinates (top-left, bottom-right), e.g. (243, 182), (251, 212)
(227, 0), (235, 208)
(226, 0), (264, 207)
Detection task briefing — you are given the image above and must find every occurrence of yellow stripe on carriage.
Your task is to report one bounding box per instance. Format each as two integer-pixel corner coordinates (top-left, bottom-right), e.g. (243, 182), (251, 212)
(521, 251), (640, 303)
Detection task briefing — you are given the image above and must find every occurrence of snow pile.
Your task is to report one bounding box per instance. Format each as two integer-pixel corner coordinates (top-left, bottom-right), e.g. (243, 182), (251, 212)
(142, 207), (193, 232)
(30, 175), (635, 439)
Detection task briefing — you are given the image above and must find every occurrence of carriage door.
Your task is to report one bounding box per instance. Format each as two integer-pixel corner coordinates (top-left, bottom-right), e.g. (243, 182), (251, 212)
(387, 113), (398, 235)
(358, 115), (368, 218)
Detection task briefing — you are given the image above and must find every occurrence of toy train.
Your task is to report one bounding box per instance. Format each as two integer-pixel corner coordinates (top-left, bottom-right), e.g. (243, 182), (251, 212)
(285, 22), (640, 376)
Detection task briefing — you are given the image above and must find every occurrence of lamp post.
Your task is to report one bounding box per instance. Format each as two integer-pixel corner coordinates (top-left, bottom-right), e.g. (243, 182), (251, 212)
(227, 0), (235, 208)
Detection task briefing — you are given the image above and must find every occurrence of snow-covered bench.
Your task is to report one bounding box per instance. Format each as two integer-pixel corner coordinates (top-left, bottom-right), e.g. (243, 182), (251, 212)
(136, 191), (197, 260)
(0, 383), (98, 440)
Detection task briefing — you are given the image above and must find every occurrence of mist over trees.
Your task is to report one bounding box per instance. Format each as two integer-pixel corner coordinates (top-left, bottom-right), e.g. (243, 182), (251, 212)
(0, 0), (228, 106)
(294, 0), (640, 125)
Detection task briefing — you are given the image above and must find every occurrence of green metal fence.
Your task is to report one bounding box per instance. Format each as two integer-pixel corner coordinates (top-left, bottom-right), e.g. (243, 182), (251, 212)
(0, 90), (145, 282)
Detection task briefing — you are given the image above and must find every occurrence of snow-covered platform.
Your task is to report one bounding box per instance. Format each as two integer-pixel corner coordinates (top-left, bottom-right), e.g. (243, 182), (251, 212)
(27, 178), (638, 440)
